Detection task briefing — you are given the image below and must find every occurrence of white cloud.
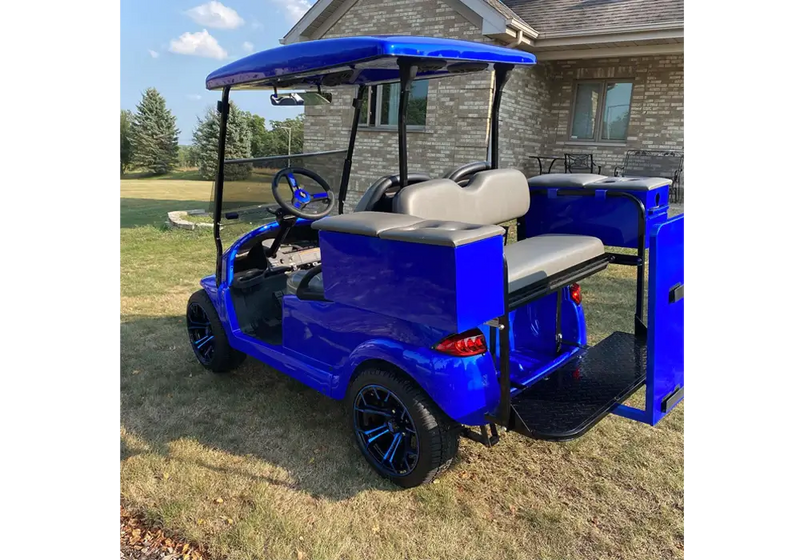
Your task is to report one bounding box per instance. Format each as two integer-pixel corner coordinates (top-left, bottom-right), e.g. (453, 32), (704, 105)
(272, 0), (312, 24)
(185, 1), (244, 29)
(187, 94), (203, 100)
(148, 49), (159, 58)
(251, 20), (264, 30)
(242, 41), (254, 54)
(169, 29), (228, 60)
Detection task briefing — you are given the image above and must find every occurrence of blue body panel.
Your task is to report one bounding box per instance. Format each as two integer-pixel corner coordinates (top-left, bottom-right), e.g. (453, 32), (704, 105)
(282, 296), (499, 424)
(318, 230), (505, 333)
(524, 187), (669, 248)
(614, 214), (684, 424)
(206, 36), (536, 90)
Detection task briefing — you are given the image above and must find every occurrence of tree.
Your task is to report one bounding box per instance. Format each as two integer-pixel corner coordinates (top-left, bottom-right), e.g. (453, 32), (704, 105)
(130, 88), (180, 175)
(243, 112), (271, 157)
(178, 145), (200, 168)
(120, 110), (134, 174)
(263, 115), (304, 156)
(192, 102), (252, 181)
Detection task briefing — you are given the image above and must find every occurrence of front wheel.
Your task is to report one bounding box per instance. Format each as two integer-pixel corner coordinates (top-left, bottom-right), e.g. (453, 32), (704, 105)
(186, 290), (245, 373)
(347, 368), (460, 488)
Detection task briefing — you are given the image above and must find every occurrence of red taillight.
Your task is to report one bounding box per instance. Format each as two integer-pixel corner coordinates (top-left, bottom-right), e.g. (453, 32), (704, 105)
(434, 329), (487, 357)
(570, 283), (582, 305)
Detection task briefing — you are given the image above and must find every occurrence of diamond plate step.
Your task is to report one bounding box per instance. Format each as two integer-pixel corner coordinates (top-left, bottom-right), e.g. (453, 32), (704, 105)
(509, 331), (646, 441)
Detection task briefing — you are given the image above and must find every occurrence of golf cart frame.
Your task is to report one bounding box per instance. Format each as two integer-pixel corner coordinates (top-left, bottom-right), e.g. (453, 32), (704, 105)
(188, 36), (684, 486)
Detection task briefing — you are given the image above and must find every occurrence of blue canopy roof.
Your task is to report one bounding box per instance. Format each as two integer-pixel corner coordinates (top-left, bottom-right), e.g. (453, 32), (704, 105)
(206, 35), (536, 91)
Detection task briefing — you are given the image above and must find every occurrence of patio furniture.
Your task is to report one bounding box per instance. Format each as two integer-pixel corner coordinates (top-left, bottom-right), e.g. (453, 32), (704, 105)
(528, 155), (562, 175)
(614, 149), (684, 204)
(565, 153), (602, 174)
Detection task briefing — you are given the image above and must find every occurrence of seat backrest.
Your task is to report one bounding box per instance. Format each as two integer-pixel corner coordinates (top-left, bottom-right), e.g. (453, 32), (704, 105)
(355, 172), (431, 212)
(392, 168), (529, 225)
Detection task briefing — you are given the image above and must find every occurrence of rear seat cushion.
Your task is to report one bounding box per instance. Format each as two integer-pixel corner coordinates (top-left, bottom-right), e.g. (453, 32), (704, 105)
(589, 176), (672, 190)
(505, 234), (604, 292)
(392, 168), (529, 224)
(527, 173), (671, 190)
(527, 173), (605, 188)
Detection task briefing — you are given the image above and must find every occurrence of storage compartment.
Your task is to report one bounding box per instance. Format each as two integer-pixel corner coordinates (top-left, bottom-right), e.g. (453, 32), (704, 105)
(524, 174), (671, 248)
(312, 212), (505, 332)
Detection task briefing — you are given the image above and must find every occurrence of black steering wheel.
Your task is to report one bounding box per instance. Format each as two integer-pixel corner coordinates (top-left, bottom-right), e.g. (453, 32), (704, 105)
(444, 161), (491, 186)
(271, 167), (335, 220)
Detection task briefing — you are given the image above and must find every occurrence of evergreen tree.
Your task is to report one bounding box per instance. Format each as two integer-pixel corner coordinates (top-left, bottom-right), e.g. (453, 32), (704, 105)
(192, 102), (252, 181)
(130, 88), (180, 175)
(120, 110), (134, 174)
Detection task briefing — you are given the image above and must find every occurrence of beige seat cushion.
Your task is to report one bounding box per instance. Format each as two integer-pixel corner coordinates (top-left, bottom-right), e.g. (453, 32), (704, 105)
(505, 234), (605, 292)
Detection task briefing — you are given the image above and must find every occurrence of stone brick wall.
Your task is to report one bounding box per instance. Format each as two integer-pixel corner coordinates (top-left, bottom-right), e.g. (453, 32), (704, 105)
(541, 55), (684, 177)
(303, 0), (503, 213)
(302, 0), (684, 212)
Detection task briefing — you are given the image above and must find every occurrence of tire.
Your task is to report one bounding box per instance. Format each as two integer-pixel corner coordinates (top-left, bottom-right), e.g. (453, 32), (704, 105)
(347, 367), (460, 488)
(186, 290), (246, 373)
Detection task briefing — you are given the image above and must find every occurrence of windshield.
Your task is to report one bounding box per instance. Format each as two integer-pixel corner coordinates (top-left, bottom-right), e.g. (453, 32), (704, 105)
(210, 149), (347, 248)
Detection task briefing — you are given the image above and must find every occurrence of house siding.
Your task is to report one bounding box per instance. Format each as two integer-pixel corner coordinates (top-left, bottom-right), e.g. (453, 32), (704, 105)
(542, 55), (684, 175)
(302, 0), (684, 212)
(304, 0), (500, 213)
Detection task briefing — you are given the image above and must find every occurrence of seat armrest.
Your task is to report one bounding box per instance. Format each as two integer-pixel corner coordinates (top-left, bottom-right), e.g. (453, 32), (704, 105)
(311, 211), (423, 237)
(379, 220), (504, 247)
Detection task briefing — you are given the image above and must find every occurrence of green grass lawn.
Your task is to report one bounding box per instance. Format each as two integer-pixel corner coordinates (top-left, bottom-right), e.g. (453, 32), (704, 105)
(121, 173), (683, 560)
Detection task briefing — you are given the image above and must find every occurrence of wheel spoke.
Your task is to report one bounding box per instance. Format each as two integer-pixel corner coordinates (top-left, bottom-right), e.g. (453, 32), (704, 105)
(354, 407), (393, 418)
(367, 428), (390, 444)
(385, 433), (403, 464)
(194, 335), (214, 348)
(359, 423), (388, 436)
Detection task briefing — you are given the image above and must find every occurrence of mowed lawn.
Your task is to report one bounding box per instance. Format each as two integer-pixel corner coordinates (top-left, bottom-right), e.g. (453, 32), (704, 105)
(121, 173), (683, 560)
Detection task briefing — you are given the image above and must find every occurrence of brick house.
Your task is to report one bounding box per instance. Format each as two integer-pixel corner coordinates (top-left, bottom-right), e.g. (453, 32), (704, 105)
(282, 0), (684, 212)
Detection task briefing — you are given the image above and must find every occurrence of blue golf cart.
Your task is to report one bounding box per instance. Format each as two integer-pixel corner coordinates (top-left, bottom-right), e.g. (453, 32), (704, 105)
(187, 36), (684, 487)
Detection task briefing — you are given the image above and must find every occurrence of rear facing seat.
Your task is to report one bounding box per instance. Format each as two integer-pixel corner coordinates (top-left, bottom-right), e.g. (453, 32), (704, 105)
(391, 168), (605, 293)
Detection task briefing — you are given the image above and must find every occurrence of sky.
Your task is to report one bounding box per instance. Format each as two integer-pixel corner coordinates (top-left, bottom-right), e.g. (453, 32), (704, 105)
(121, 0), (313, 143)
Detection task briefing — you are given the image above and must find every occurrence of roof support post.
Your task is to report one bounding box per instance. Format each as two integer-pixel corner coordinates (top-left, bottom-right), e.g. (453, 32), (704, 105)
(213, 86), (231, 286)
(490, 63), (513, 169)
(397, 58), (419, 188)
(339, 84), (366, 214)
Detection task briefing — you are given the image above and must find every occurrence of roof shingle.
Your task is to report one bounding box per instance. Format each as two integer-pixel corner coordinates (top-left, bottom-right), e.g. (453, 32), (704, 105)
(499, 0), (683, 35)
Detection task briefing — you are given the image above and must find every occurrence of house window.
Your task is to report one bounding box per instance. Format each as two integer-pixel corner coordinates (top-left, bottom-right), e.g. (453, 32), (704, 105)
(570, 80), (633, 142)
(360, 80), (429, 128)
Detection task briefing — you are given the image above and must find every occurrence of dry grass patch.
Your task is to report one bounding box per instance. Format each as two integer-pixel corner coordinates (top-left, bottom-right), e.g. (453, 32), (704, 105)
(121, 177), (683, 560)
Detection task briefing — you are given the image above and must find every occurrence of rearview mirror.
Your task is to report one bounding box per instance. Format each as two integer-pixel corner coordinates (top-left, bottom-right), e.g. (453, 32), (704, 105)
(270, 92), (332, 106)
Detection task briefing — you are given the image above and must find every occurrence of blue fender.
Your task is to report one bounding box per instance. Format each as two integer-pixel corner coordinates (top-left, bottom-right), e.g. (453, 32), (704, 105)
(332, 337), (500, 426)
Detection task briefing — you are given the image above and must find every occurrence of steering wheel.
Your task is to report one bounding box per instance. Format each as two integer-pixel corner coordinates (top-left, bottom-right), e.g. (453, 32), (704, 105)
(444, 161), (491, 186)
(271, 167), (335, 220)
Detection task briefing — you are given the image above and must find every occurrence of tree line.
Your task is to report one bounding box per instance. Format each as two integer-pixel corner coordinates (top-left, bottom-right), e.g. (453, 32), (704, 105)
(121, 87), (304, 179)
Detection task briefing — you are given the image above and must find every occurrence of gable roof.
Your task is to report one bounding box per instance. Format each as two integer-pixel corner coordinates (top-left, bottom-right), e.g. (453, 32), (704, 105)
(282, 0), (537, 45)
(501, 0), (683, 36)
(282, 0), (683, 60)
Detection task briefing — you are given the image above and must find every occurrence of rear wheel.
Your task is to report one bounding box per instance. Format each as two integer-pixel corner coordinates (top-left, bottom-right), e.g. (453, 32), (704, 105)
(347, 367), (460, 488)
(186, 290), (245, 373)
